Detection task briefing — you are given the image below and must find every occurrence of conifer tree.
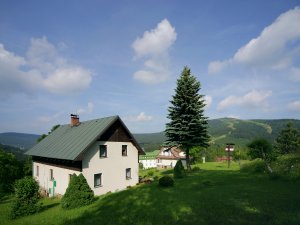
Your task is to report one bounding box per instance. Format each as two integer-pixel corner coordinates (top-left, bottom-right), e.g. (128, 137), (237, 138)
(274, 122), (300, 154)
(165, 66), (209, 170)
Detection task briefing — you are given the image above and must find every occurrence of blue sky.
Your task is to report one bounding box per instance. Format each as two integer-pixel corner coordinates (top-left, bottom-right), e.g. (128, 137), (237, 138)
(0, 0), (300, 134)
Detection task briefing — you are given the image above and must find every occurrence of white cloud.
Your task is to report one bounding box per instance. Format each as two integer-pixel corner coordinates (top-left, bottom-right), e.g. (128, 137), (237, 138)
(132, 19), (177, 84)
(288, 100), (300, 111)
(218, 90), (272, 110)
(208, 7), (300, 74)
(0, 37), (92, 97)
(44, 67), (92, 95)
(126, 112), (153, 122)
(77, 102), (94, 115)
(204, 95), (212, 109)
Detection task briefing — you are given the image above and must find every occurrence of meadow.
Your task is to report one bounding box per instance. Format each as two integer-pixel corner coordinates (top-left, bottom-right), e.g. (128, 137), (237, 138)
(1, 161), (300, 225)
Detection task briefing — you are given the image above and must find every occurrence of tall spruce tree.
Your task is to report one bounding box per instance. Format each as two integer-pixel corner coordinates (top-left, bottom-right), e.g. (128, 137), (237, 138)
(165, 66), (209, 170)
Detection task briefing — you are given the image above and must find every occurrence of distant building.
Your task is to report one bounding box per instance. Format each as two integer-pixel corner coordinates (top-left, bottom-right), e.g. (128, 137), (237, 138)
(26, 114), (144, 197)
(139, 150), (159, 169)
(156, 146), (186, 169)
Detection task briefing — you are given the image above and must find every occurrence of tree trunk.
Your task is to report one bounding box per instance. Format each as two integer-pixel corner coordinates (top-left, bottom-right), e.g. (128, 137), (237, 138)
(186, 146), (191, 171)
(261, 149), (273, 174)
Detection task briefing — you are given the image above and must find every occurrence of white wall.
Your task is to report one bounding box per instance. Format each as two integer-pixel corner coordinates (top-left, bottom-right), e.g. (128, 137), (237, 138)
(157, 159), (187, 168)
(139, 159), (156, 169)
(82, 141), (139, 196)
(33, 162), (80, 196)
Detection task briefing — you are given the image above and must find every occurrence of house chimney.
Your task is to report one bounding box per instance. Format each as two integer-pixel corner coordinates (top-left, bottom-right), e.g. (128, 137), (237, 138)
(70, 114), (80, 127)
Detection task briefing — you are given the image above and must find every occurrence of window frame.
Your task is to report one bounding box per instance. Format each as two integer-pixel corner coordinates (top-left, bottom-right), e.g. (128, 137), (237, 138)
(94, 173), (102, 188)
(126, 168), (131, 180)
(99, 145), (107, 158)
(122, 145), (127, 156)
(49, 169), (53, 181)
(36, 165), (39, 177)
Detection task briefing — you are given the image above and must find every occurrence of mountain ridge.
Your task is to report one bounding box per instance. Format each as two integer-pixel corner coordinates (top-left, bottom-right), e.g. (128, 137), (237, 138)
(1, 118), (300, 152)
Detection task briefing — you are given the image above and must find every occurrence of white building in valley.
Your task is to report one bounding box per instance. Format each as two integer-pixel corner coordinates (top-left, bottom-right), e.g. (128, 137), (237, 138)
(156, 146), (186, 169)
(26, 114), (144, 196)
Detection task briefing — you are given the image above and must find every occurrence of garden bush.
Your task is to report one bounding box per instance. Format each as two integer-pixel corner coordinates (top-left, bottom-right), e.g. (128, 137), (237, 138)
(272, 154), (300, 180)
(159, 175), (174, 187)
(240, 159), (266, 174)
(11, 176), (40, 219)
(174, 160), (185, 178)
(61, 173), (94, 209)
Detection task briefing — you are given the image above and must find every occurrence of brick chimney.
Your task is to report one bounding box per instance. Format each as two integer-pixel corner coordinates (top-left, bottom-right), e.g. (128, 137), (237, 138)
(70, 114), (80, 127)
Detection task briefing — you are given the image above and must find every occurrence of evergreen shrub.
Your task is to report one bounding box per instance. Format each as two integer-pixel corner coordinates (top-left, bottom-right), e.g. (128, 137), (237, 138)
(174, 160), (185, 178)
(61, 173), (94, 209)
(159, 175), (174, 187)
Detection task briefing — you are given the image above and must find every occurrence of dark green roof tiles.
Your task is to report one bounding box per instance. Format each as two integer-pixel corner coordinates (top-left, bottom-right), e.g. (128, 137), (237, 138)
(26, 116), (143, 160)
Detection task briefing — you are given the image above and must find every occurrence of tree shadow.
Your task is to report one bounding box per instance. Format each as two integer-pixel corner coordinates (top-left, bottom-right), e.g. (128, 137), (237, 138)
(39, 202), (60, 213)
(59, 170), (300, 225)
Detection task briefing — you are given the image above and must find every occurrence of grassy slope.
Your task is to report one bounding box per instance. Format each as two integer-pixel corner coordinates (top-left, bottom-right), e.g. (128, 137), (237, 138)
(2, 162), (300, 225)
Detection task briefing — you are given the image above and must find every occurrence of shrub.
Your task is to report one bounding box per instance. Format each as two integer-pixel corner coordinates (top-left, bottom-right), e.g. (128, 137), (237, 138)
(61, 173), (94, 209)
(11, 176), (40, 219)
(240, 159), (266, 174)
(147, 170), (154, 176)
(272, 154), (300, 180)
(192, 166), (201, 172)
(159, 175), (174, 187)
(174, 160), (185, 178)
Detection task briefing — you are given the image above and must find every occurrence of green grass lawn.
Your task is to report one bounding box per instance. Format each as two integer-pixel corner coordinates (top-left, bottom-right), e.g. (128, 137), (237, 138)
(1, 162), (300, 225)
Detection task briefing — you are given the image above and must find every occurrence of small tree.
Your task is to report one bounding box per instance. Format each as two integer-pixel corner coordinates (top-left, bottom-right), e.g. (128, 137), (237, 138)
(174, 160), (185, 178)
(37, 124), (60, 143)
(248, 138), (274, 174)
(274, 122), (300, 155)
(165, 67), (209, 170)
(11, 177), (40, 219)
(61, 173), (94, 209)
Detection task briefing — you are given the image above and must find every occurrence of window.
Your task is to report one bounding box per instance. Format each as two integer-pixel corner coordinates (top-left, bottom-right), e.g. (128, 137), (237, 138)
(126, 168), (131, 180)
(122, 145), (127, 156)
(94, 173), (102, 187)
(49, 169), (53, 180)
(99, 145), (107, 158)
(36, 165), (39, 177)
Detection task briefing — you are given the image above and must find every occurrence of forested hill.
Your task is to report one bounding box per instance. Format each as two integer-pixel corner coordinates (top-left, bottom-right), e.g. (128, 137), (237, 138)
(1, 118), (300, 152)
(133, 118), (300, 151)
(0, 132), (39, 149)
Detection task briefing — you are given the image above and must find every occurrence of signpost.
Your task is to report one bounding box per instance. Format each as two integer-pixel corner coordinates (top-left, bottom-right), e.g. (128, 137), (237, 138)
(225, 143), (235, 168)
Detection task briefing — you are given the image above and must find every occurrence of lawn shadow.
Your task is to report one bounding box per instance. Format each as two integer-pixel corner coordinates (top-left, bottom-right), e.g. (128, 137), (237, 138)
(39, 202), (60, 213)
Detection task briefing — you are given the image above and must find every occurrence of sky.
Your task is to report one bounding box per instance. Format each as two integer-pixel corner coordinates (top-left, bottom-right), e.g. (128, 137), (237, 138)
(0, 0), (300, 134)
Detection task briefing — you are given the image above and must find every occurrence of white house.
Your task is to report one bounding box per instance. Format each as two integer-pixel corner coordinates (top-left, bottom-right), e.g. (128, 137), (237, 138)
(139, 150), (159, 169)
(156, 146), (186, 169)
(26, 115), (144, 196)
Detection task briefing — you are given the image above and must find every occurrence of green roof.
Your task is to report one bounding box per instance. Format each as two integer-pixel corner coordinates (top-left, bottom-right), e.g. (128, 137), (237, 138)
(140, 150), (159, 160)
(26, 116), (144, 160)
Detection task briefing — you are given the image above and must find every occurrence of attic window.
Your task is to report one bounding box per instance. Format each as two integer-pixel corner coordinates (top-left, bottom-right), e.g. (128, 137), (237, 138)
(122, 145), (127, 156)
(99, 145), (107, 158)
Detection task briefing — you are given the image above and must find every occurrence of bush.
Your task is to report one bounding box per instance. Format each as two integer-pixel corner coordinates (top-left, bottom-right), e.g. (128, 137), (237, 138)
(240, 159), (266, 174)
(61, 174), (94, 209)
(147, 171), (154, 176)
(159, 175), (174, 187)
(192, 166), (201, 172)
(174, 160), (185, 178)
(11, 176), (40, 219)
(272, 154), (300, 180)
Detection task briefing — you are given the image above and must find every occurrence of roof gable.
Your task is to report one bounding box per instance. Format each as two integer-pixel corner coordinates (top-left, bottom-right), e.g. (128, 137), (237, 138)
(26, 116), (144, 160)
